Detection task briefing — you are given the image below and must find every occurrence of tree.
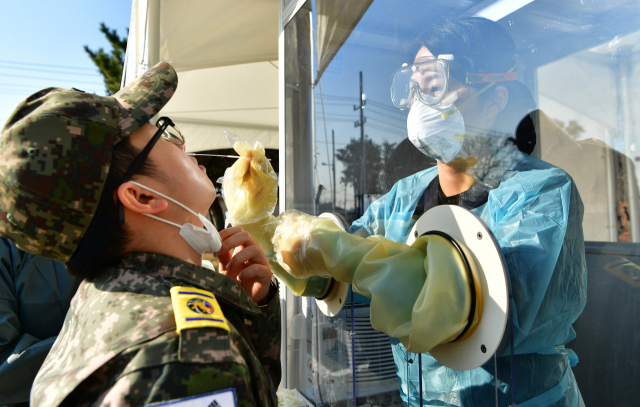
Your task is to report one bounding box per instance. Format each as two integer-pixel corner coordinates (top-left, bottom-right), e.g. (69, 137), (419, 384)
(379, 140), (397, 191)
(84, 23), (128, 95)
(335, 138), (385, 213)
(553, 118), (585, 140)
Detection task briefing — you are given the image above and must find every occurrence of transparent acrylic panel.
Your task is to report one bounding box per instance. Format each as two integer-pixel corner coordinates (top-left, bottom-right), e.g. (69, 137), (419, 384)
(284, 2), (315, 215)
(296, 299), (403, 407)
(282, 0), (640, 406)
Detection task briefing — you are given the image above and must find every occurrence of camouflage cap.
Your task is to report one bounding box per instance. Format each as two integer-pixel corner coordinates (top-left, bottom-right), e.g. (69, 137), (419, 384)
(0, 62), (177, 262)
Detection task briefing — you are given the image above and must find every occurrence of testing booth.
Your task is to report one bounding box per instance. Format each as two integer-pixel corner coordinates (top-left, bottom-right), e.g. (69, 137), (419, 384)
(123, 0), (640, 405)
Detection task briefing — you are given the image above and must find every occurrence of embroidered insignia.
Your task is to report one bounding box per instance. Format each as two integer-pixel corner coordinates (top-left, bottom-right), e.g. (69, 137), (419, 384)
(170, 286), (230, 333)
(187, 298), (214, 314)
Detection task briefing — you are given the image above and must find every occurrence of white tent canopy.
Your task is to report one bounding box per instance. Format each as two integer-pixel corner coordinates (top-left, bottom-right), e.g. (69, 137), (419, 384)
(122, 0), (279, 152)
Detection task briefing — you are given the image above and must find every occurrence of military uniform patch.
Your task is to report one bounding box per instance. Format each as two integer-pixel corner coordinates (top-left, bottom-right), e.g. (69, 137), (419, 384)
(170, 287), (231, 334)
(145, 388), (236, 406)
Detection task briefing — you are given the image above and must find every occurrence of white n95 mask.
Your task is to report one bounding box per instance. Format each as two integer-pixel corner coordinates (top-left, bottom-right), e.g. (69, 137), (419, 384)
(128, 181), (222, 254)
(407, 94), (466, 163)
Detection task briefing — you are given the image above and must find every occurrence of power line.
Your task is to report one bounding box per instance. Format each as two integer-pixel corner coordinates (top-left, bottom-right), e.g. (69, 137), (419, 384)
(365, 111), (407, 123)
(0, 82), (45, 89)
(0, 85), (103, 96)
(317, 112), (404, 126)
(366, 115), (405, 126)
(366, 99), (401, 111)
(0, 59), (96, 71)
(315, 114), (406, 135)
(317, 112), (361, 119)
(317, 117), (357, 123)
(366, 104), (408, 118)
(316, 140), (349, 146)
(0, 73), (104, 86)
(316, 100), (353, 106)
(365, 123), (407, 136)
(316, 111), (406, 126)
(317, 93), (407, 116)
(317, 105), (406, 121)
(0, 64), (99, 77)
(0, 90), (33, 96)
(0, 82), (87, 91)
(319, 94), (352, 101)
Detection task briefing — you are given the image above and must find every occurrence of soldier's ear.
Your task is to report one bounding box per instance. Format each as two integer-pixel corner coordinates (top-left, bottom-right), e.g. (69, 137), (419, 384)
(117, 181), (169, 215)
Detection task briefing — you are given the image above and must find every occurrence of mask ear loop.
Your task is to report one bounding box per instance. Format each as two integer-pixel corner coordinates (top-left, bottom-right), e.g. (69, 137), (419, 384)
(127, 181), (211, 229)
(142, 213), (183, 229)
(441, 65), (517, 120)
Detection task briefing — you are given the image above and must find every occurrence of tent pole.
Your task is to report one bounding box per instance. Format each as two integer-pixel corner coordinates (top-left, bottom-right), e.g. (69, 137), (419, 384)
(146, 0), (160, 66)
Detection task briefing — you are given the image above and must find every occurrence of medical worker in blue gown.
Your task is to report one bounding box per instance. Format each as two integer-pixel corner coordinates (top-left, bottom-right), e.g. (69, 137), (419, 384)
(347, 17), (587, 406)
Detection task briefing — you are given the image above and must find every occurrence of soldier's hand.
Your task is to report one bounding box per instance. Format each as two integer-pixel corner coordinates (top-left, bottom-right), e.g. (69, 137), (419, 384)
(217, 226), (273, 304)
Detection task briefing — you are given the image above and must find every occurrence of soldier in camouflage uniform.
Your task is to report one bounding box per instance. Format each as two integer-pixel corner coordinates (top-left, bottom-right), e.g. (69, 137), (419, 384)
(0, 62), (280, 406)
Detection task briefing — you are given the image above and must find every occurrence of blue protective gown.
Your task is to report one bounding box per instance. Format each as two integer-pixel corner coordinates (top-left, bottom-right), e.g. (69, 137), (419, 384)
(349, 150), (587, 406)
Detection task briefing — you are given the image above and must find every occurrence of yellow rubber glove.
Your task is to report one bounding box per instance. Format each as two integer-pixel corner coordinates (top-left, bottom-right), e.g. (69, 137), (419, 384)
(219, 130), (278, 226)
(237, 215), (311, 296)
(272, 210), (474, 354)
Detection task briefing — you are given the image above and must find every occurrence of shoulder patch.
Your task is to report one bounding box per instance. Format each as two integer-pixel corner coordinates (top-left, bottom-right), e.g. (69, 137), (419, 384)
(146, 388), (236, 406)
(170, 286), (231, 334)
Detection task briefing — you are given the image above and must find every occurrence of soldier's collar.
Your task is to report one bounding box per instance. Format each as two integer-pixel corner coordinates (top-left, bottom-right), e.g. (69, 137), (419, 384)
(116, 252), (264, 315)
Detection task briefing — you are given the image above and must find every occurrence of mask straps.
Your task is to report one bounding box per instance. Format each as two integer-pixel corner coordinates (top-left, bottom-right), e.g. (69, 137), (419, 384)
(143, 213), (183, 229)
(127, 181), (206, 226)
(441, 65), (517, 120)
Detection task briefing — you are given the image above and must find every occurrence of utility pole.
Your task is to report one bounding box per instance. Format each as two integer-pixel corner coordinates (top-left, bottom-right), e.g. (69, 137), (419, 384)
(352, 143), (357, 216)
(332, 130), (336, 212)
(344, 182), (347, 216)
(354, 71), (366, 216)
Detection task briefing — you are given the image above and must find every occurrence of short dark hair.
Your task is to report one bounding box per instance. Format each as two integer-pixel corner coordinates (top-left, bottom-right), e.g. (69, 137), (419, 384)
(406, 16), (517, 83)
(66, 138), (157, 279)
(406, 16), (537, 153)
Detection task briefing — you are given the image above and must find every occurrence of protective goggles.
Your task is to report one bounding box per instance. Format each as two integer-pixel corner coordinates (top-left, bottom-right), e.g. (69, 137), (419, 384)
(117, 117), (185, 225)
(390, 54), (518, 109)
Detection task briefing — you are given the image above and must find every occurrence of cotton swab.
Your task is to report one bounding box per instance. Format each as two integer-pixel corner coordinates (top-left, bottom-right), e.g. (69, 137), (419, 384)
(187, 153), (271, 161)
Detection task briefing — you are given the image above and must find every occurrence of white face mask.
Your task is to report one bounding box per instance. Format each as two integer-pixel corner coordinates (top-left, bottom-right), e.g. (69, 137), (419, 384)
(406, 93), (466, 164)
(128, 181), (222, 255)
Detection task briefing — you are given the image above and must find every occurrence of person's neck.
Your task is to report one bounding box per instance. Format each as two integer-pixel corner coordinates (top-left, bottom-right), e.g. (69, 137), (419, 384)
(124, 215), (203, 267)
(437, 160), (476, 197)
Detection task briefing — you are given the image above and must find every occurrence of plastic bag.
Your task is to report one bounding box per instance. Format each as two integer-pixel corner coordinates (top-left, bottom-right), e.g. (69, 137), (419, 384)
(271, 210), (334, 279)
(276, 387), (313, 407)
(218, 130), (278, 225)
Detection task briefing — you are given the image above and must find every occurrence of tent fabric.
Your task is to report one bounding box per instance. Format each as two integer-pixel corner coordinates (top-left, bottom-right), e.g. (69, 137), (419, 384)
(159, 0), (279, 72)
(121, 0), (376, 152)
(161, 61), (279, 151)
(177, 120), (278, 153)
(315, 0), (374, 83)
(122, 0), (280, 152)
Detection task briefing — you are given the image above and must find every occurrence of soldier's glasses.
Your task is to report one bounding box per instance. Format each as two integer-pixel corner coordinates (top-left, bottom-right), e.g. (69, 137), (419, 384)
(117, 117), (186, 225)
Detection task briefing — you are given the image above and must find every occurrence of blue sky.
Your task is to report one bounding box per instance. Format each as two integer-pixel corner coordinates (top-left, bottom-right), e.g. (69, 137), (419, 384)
(0, 0), (132, 124)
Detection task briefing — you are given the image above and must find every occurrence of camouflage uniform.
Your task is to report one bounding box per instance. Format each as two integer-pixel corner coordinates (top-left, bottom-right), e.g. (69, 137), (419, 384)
(0, 62), (281, 406)
(31, 252), (280, 406)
